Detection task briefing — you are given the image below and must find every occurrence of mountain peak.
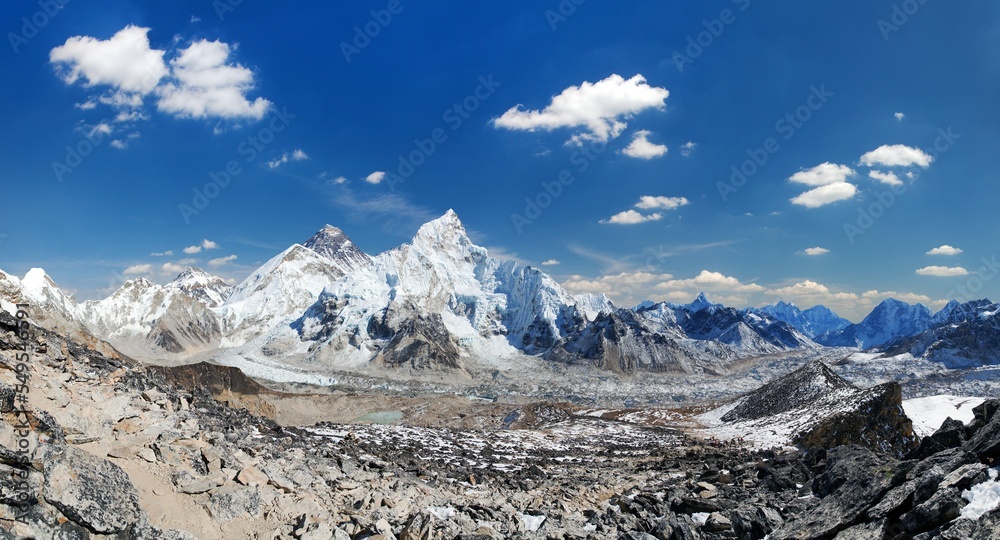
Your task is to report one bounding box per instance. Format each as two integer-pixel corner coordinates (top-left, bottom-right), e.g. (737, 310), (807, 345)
(412, 210), (473, 248)
(303, 224), (371, 271)
(688, 292), (716, 311)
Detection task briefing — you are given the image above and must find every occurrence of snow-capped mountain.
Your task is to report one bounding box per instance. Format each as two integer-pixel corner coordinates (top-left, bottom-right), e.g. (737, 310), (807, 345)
(882, 299), (1000, 368)
(78, 268), (232, 359)
(291, 210), (604, 371)
(17, 211), (992, 383)
(749, 301), (851, 339)
(635, 294), (818, 357)
(816, 298), (938, 349)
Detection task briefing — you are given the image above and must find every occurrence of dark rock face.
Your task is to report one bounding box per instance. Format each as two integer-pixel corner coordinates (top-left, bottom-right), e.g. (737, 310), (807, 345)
(722, 360), (852, 422)
(966, 398), (1000, 461)
(550, 309), (696, 374)
(794, 382), (917, 457)
(372, 312), (463, 370)
(42, 445), (142, 534)
(151, 362), (275, 397)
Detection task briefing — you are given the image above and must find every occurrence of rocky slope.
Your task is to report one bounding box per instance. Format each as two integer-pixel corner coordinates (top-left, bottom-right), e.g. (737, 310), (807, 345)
(2, 307), (999, 538)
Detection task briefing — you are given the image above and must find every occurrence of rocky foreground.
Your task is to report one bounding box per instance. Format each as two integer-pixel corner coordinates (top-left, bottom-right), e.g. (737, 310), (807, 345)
(0, 311), (999, 539)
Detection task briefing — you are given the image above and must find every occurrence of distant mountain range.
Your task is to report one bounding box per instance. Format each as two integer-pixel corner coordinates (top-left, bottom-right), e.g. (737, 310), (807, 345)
(1, 211), (997, 382)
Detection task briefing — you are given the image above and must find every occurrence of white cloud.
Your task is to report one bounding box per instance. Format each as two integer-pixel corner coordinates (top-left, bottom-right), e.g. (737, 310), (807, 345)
(802, 247), (830, 256)
(859, 144), (933, 168)
(492, 74), (668, 145)
(656, 270), (766, 294)
(267, 148), (310, 169)
(74, 100), (97, 110)
(123, 264), (153, 275)
(563, 272), (673, 295)
(868, 170), (903, 186)
(156, 38), (271, 120)
(790, 182), (857, 208)
(601, 209), (663, 225)
(161, 262), (186, 275)
(365, 171), (386, 185)
(208, 254), (237, 267)
(110, 140), (127, 150)
(327, 176), (347, 186)
(894, 112), (905, 121)
(182, 239), (219, 254)
(927, 245), (963, 256)
(635, 196), (690, 211)
(85, 123), (113, 137)
(680, 141), (697, 157)
(177, 258), (198, 265)
(916, 266), (969, 277)
(114, 110), (147, 123)
(789, 162), (856, 186)
(603, 196), (688, 224)
(150, 250), (173, 256)
(49, 25), (168, 95)
(622, 130), (668, 159)
(541, 259), (560, 266)
(190, 15), (201, 23)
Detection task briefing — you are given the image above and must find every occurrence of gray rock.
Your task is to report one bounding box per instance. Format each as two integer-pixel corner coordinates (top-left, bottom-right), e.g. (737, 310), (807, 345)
(834, 518), (886, 540)
(207, 486), (261, 520)
(42, 445), (142, 534)
(900, 487), (966, 534)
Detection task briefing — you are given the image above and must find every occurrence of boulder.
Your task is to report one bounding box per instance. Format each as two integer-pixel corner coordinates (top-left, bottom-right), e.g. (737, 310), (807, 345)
(42, 445), (142, 534)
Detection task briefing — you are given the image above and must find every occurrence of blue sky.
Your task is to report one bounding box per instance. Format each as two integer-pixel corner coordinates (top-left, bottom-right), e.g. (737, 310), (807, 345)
(0, 0), (997, 320)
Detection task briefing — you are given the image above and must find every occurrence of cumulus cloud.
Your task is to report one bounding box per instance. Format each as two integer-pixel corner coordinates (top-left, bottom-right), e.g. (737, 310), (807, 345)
(49, 25), (168, 95)
(327, 176), (348, 186)
(656, 270), (766, 294)
(916, 266), (970, 277)
(365, 171), (386, 185)
(602, 196), (688, 224)
(182, 239), (219, 254)
(894, 112), (905, 121)
(208, 254), (237, 267)
(601, 210), (662, 225)
(541, 259), (560, 266)
(859, 144), (933, 168)
(622, 130), (668, 159)
(869, 170), (903, 186)
(789, 162), (856, 186)
(790, 182), (857, 208)
(680, 141), (697, 157)
(492, 74), (668, 145)
(927, 245), (963, 256)
(123, 264), (153, 275)
(150, 250), (173, 256)
(802, 247), (830, 256)
(156, 39), (271, 120)
(635, 196), (690, 211)
(562, 272), (673, 296)
(161, 262), (186, 275)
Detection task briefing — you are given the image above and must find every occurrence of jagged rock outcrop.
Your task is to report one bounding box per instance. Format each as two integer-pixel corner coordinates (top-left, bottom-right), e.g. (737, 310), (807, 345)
(710, 360), (918, 457)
